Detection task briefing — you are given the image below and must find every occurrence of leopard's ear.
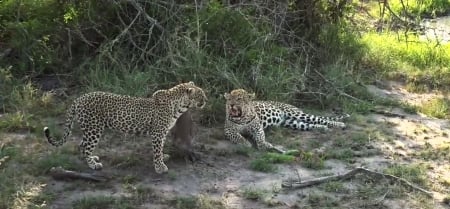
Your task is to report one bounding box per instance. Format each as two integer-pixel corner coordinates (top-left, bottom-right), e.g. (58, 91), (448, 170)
(224, 93), (230, 100)
(188, 81), (195, 85)
(152, 89), (167, 104)
(248, 93), (256, 100)
(152, 89), (165, 97)
(186, 87), (195, 96)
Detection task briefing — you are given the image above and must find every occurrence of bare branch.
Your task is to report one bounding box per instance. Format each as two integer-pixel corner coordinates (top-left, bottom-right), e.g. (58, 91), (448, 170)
(49, 166), (110, 182)
(126, 0), (164, 32)
(282, 167), (434, 197)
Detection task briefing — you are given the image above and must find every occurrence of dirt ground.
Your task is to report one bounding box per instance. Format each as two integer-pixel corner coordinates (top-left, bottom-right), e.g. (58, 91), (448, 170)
(3, 81), (450, 209)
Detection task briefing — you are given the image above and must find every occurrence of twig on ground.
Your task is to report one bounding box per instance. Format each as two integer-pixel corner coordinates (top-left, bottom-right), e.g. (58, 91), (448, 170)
(270, 146), (287, 154)
(0, 143), (11, 168)
(370, 109), (406, 118)
(375, 188), (391, 205)
(188, 152), (216, 167)
(49, 166), (110, 182)
(282, 167), (433, 197)
(195, 158), (216, 167)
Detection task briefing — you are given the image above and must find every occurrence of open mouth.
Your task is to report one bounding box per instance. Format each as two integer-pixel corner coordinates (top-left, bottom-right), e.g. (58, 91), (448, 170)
(229, 105), (242, 117)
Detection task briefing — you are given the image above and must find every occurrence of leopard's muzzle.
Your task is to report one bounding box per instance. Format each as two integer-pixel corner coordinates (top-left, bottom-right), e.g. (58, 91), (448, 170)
(229, 104), (242, 117)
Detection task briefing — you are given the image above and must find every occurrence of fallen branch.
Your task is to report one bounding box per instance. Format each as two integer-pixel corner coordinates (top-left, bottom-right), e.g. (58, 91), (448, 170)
(270, 146), (287, 154)
(49, 166), (110, 182)
(282, 167), (433, 197)
(182, 151), (216, 167)
(370, 109), (406, 118)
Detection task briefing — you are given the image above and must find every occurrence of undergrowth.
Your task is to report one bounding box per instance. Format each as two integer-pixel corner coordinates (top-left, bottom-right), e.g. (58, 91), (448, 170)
(0, 68), (62, 133)
(172, 195), (226, 209)
(0, 0), (392, 129)
(384, 164), (429, 187)
(418, 97), (450, 119)
(361, 32), (450, 92)
(389, 0), (450, 17)
(250, 152), (295, 172)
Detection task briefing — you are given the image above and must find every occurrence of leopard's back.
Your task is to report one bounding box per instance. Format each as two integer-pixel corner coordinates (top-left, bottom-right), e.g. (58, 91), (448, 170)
(74, 92), (157, 134)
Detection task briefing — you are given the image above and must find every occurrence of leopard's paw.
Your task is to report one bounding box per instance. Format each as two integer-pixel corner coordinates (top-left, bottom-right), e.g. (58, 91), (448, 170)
(155, 163), (168, 174)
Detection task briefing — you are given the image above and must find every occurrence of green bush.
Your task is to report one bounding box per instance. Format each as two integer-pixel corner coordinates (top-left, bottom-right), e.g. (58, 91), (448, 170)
(0, 0), (119, 75)
(384, 164), (428, 187)
(4, 0), (443, 125)
(197, 0), (259, 56)
(361, 32), (450, 91)
(419, 98), (450, 119)
(390, 0), (450, 17)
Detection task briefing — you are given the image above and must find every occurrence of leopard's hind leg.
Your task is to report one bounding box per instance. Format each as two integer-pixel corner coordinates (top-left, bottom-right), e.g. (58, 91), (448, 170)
(79, 120), (105, 170)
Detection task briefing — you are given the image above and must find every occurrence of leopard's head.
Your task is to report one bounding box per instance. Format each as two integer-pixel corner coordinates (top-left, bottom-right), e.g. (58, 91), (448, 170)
(224, 89), (256, 121)
(178, 81), (207, 109)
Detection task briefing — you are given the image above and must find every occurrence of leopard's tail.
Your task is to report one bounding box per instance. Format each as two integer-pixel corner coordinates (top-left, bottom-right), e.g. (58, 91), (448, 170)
(329, 113), (351, 121)
(44, 103), (77, 147)
(310, 113), (350, 129)
(284, 113), (350, 130)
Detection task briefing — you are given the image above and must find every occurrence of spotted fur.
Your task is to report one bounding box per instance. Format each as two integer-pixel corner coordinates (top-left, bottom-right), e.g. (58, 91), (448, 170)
(44, 81), (207, 174)
(224, 89), (348, 149)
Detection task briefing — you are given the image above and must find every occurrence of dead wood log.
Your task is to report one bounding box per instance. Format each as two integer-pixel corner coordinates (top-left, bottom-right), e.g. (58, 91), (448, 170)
(282, 167), (433, 197)
(49, 166), (109, 182)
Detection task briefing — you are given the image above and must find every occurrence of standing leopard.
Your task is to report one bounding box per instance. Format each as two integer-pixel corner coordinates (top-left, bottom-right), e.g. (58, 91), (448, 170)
(44, 81), (207, 174)
(224, 89), (349, 150)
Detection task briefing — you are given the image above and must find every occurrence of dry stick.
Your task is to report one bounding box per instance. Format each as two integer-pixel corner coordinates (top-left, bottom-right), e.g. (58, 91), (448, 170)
(126, 0), (166, 57)
(270, 146), (287, 154)
(49, 166), (109, 182)
(382, 1), (419, 29)
(126, 0), (164, 32)
(111, 11), (141, 46)
(369, 109), (406, 118)
(282, 167), (433, 197)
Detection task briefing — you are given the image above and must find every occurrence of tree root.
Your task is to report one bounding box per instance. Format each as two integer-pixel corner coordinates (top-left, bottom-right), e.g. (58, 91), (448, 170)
(49, 166), (110, 182)
(282, 167), (433, 197)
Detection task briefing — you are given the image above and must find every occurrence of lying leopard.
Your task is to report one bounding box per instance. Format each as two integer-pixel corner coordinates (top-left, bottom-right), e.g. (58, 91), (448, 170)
(224, 89), (349, 150)
(44, 81), (207, 174)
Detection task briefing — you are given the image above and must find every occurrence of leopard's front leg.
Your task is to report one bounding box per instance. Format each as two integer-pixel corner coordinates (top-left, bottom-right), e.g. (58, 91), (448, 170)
(151, 130), (169, 174)
(224, 122), (252, 147)
(251, 124), (273, 150)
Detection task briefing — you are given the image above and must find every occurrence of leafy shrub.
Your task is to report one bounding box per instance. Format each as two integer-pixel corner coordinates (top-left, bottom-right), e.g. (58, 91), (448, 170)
(390, 0), (450, 17)
(361, 32), (450, 91)
(419, 98), (450, 119)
